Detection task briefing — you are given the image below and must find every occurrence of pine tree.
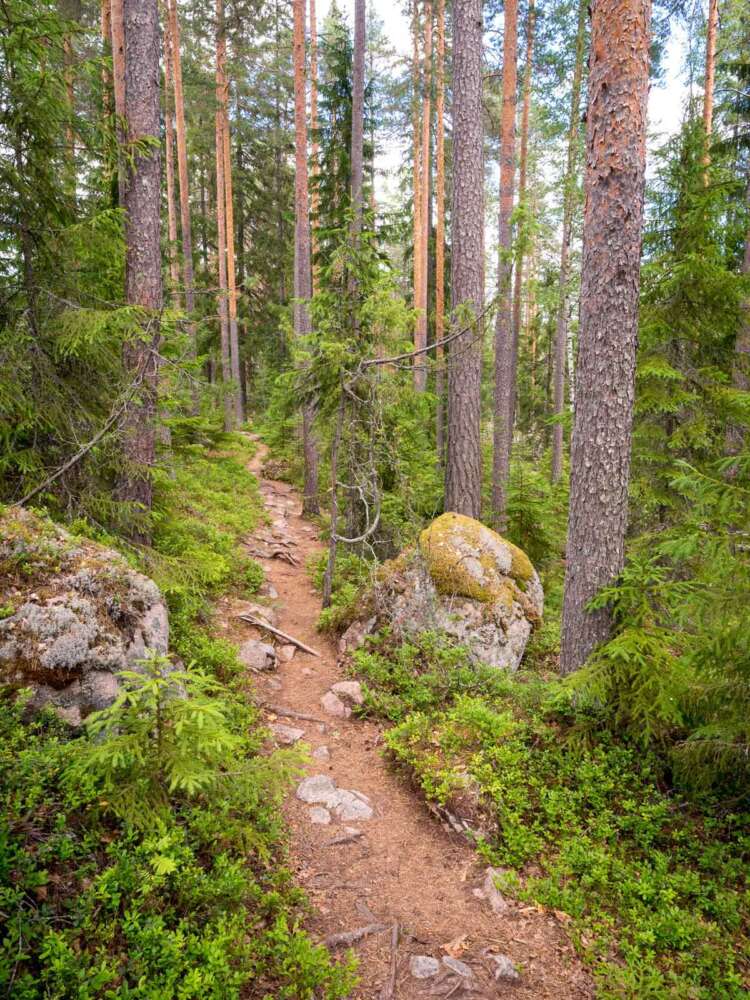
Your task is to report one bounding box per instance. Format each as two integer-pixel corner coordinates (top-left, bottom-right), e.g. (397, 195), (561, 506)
(445, 0), (484, 518)
(560, 0), (652, 674)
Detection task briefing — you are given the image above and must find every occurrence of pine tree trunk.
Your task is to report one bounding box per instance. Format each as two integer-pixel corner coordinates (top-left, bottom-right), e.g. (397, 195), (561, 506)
(702, 0), (718, 179)
(491, 0), (518, 528)
(560, 0), (651, 675)
(411, 3), (423, 380)
(110, 0), (126, 206)
(221, 69), (243, 424)
(445, 0), (483, 518)
(101, 0), (112, 114)
(165, 0), (199, 414)
(215, 0), (233, 431)
(163, 23), (181, 307)
(309, 0), (320, 292)
(434, 0), (446, 462)
(551, 0), (586, 483)
(509, 0), (534, 431)
(351, 0), (366, 237)
(293, 0), (320, 515)
(118, 0), (162, 544)
(415, 0), (433, 392)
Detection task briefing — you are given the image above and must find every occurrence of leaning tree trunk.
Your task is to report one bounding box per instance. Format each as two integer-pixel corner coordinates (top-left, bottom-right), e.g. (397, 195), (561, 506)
(434, 0), (446, 462)
(491, 0), (518, 528)
(509, 0), (534, 432)
(293, 0), (320, 515)
(445, 0), (484, 518)
(560, 0), (651, 675)
(118, 0), (162, 544)
(551, 0), (586, 483)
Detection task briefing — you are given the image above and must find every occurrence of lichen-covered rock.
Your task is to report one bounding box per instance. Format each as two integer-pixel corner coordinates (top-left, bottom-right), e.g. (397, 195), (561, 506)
(0, 506), (169, 723)
(344, 513), (543, 672)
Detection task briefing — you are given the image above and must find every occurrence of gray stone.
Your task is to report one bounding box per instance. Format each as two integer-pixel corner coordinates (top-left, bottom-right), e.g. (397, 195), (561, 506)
(312, 745), (330, 761)
(278, 644), (296, 662)
(309, 806), (332, 824)
(296, 774), (338, 804)
(482, 867), (511, 916)
(237, 601), (278, 627)
(330, 680), (364, 706)
(330, 788), (373, 821)
(0, 507), (171, 725)
(442, 957), (473, 979)
(271, 722), (305, 745)
(489, 954), (521, 983)
(238, 639), (277, 672)
(338, 616), (377, 656)
(409, 955), (440, 979)
(320, 691), (351, 719)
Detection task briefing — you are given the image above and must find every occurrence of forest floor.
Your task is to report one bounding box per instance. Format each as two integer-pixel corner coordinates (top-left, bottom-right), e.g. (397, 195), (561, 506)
(213, 437), (593, 1000)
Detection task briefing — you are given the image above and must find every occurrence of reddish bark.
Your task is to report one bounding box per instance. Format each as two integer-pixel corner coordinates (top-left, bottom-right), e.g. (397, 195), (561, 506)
(434, 0), (446, 460)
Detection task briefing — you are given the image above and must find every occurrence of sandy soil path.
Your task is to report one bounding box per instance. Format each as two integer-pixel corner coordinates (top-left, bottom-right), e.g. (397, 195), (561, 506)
(215, 440), (593, 1000)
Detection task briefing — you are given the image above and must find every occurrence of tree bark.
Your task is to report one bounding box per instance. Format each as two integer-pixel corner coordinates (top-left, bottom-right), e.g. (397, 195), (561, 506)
(293, 0), (320, 514)
(509, 0), (534, 431)
(221, 58), (243, 424)
(215, 0), (233, 431)
(551, 0), (586, 483)
(351, 0), (366, 237)
(702, 0), (718, 179)
(560, 0), (651, 675)
(445, 0), (483, 518)
(434, 0), (446, 461)
(411, 2), (423, 381)
(118, 0), (162, 544)
(101, 0), (112, 114)
(309, 0), (320, 292)
(491, 0), (518, 527)
(415, 0), (433, 392)
(110, 0), (126, 206)
(163, 21), (181, 307)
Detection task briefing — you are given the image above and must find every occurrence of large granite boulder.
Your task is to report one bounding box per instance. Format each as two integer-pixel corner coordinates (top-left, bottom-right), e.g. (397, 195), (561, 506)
(0, 507), (169, 725)
(341, 512), (543, 671)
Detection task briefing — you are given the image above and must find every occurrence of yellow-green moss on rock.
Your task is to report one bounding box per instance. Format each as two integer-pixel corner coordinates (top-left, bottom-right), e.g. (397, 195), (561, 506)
(418, 512), (537, 605)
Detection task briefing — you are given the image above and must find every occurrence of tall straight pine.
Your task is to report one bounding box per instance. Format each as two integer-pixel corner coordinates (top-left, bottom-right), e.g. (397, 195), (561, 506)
(560, 0), (651, 673)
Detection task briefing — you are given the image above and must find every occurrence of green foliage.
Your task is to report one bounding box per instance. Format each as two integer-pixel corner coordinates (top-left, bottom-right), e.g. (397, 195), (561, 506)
(385, 690), (749, 998)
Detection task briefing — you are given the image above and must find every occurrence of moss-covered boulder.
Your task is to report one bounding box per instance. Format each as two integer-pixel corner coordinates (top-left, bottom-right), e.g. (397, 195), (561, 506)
(341, 513), (543, 671)
(0, 506), (169, 725)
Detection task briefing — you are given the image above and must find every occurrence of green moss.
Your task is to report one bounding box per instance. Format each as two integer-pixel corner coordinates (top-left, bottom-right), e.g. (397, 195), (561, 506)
(418, 512), (536, 604)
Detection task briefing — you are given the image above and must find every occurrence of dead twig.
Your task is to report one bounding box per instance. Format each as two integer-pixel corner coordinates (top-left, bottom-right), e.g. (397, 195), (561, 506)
(324, 922), (388, 949)
(327, 830), (365, 846)
(261, 703), (327, 724)
(239, 615), (321, 657)
(380, 922), (399, 999)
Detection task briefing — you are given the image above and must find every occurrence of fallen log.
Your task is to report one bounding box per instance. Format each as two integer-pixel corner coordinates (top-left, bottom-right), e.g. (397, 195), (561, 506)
(325, 922), (388, 949)
(238, 614), (321, 657)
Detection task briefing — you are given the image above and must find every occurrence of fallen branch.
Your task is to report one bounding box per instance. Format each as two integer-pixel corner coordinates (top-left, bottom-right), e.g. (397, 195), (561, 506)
(380, 922), (399, 999)
(261, 703), (327, 724)
(325, 922), (388, 949)
(238, 615), (321, 657)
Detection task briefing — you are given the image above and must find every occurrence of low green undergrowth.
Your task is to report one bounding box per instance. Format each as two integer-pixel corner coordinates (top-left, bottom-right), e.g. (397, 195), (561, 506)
(350, 631), (749, 998)
(0, 427), (357, 999)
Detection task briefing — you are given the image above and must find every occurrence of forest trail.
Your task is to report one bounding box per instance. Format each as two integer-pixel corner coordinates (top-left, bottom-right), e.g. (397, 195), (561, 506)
(214, 438), (593, 1000)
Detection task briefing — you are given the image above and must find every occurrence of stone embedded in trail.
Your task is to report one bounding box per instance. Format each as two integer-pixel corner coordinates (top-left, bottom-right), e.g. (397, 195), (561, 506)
(342, 512), (543, 672)
(442, 956), (473, 979)
(295, 775), (373, 821)
(312, 745), (330, 761)
(409, 955), (440, 979)
(482, 867), (512, 916)
(296, 774), (337, 804)
(239, 638), (277, 672)
(278, 643), (296, 662)
(271, 722), (304, 745)
(237, 601), (278, 627)
(321, 690), (351, 719)
(489, 953), (521, 983)
(330, 680), (364, 706)
(309, 806), (332, 824)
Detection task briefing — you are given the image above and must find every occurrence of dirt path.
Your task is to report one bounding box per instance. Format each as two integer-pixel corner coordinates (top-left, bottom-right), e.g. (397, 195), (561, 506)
(216, 441), (593, 999)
